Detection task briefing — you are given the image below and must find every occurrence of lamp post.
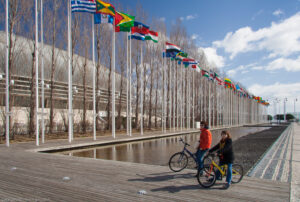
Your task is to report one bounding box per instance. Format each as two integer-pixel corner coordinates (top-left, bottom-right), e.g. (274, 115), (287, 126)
(284, 98), (288, 122)
(294, 98), (298, 120)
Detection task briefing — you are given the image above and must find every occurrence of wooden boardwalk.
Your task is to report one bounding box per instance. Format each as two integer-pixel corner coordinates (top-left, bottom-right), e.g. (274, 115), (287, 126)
(0, 129), (290, 201)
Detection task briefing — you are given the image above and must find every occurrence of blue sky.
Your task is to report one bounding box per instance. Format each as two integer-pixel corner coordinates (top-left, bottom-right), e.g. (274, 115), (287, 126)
(118, 0), (300, 115)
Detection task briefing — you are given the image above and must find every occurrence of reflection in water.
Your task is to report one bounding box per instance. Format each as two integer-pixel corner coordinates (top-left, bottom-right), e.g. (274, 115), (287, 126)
(60, 127), (269, 166)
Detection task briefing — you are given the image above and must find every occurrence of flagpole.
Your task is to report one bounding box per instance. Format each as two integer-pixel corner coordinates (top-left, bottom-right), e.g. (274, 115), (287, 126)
(208, 80), (211, 129)
(180, 62), (183, 131)
(161, 52), (166, 133)
(68, 0), (73, 143)
(176, 62), (179, 130)
(169, 60), (171, 130)
(5, 0), (9, 147)
(92, 16), (96, 140)
(112, 17), (116, 139)
(41, 0), (45, 143)
(140, 42), (143, 135)
(129, 30), (132, 136)
(173, 60), (175, 131)
(192, 70), (195, 129)
(164, 54), (167, 133)
(35, 0), (39, 146)
(126, 32), (129, 136)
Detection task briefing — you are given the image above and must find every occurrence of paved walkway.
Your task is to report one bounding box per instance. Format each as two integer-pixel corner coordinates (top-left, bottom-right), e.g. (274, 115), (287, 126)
(248, 123), (300, 201)
(0, 125), (297, 201)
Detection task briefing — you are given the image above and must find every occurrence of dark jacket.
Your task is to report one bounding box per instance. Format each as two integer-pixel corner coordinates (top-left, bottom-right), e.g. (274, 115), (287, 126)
(209, 138), (234, 164)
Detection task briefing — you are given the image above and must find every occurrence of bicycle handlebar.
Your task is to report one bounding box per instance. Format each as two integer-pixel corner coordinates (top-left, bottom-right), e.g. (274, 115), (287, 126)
(179, 138), (190, 146)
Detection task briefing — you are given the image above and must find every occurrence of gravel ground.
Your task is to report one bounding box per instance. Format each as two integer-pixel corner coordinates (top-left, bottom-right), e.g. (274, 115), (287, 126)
(233, 124), (288, 174)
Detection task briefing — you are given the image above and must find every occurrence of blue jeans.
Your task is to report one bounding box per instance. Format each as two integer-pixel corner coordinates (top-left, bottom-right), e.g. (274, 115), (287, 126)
(216, 163), (232, 184)
(196, 149), (208, 172)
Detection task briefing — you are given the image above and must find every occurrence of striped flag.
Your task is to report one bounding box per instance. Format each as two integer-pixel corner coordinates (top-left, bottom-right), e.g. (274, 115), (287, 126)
(130, 32), (145, 41)
(166, 42), (181, 53)
(71, 0), (96, 13)
(145, 30), (158, 43)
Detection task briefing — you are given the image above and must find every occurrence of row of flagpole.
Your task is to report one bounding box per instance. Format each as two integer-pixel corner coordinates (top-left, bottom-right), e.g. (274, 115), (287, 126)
(3, 0), (269, 147)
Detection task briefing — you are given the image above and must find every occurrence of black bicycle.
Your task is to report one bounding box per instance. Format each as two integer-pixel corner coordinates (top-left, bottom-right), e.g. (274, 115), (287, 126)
(168, 138), (199, 172)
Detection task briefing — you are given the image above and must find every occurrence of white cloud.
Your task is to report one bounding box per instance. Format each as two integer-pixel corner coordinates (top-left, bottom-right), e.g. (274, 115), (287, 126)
(248, 82), (300, 114)
(201, 47), (225, 68)
(213, 12), (300, 59)
(266, 56), (300, 72)
(252, 10), (264, 20)
(227, 69), (237, 77)
(186, 14), (197, 20)
(158, 17), (166, 22)
(191, 34), (198, 40)
(273, 9), (284, 16)
(180, 14), (198, 21)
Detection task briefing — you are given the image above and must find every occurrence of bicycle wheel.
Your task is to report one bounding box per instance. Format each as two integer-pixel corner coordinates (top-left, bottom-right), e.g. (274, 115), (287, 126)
(231, 164), (243, 183)
(168, 152), (188, 172)
(197, 165), (216, 188)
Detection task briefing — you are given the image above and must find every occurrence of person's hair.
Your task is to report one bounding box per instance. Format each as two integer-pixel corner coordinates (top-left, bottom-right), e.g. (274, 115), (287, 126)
(221, 130), (231, 139)
(200, 121), (209, 129)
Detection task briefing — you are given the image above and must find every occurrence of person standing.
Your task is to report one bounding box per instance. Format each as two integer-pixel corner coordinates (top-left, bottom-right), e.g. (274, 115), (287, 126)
(209, 130), (234, 189)
(196, 121), (212, 176)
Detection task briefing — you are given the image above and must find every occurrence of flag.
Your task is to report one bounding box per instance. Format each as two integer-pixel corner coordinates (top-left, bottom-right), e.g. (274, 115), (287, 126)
(94, 13), (113, 24)
(130, 32), (145, 41)
(95, 0), (115, 16)
(115, 12), (135, 32)
(163, 51), (177, 58)
(166, 42), (181, 53)
(176, 52), (188, 58)
(183, 58), (197, 67)
(145, 30), (158, 43)
(201, 70), (209, 77)
(71, 0), (96, 13)
(131, 21), (149, 35)
(115, 11), (134, 27)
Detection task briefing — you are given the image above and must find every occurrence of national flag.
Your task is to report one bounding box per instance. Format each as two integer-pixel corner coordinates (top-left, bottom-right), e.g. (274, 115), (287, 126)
(183, 58), (197, 67)
(176, 52), (188, 58)
(71, 0), (96, 13)
(115, 11), (134, 27)
(131, 21), (150, 35)
(163, 51), (177, 58)
(95, 0), (115, 16)
(130, 32), (145, 41)
(166, 42), (181, 53)
(94, 13), (113, 24)
(201, 70), (209, 77)
(145, 30), (158, 43)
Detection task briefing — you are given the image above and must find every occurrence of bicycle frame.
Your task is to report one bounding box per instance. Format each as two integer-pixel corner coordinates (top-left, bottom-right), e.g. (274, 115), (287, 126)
(207, 160), (227, 177)
(182, 145), (197, 163)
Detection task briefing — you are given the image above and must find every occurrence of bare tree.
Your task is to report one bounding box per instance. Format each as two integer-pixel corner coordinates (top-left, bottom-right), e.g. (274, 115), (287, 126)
(116, 34), (126, 130)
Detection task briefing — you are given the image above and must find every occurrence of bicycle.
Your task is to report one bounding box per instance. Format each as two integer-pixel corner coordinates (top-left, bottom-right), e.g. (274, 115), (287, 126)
(168, 138), (198, 172)
(197, 153), (244, 188)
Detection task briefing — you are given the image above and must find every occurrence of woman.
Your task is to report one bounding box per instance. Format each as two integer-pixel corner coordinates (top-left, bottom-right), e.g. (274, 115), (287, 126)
(209, 130), (234, 189)
(196, 121), (212, 176)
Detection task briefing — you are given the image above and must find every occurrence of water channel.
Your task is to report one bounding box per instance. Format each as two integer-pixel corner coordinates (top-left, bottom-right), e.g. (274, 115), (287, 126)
(60, 126), (270, 166)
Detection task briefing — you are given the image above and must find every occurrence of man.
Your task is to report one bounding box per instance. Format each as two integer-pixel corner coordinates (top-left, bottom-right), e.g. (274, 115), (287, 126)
(196, 121), (212, 176)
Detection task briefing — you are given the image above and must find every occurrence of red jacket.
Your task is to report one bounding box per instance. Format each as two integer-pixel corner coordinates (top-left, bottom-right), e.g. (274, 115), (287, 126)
(199, 128), (212, 150)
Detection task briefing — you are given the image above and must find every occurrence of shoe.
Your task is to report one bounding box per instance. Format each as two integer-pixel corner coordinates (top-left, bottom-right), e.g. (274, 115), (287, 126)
(223, 183), (230, 189)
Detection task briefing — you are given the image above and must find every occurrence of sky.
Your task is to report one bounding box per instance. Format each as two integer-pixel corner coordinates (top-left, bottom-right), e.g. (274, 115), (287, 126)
(118, 0), (300, 116)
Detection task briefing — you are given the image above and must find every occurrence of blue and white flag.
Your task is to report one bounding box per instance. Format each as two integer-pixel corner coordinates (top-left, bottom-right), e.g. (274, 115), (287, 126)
(71, 0), (96, 13)
(94, 14), (114, 24)
(129, 32), (145, 41)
